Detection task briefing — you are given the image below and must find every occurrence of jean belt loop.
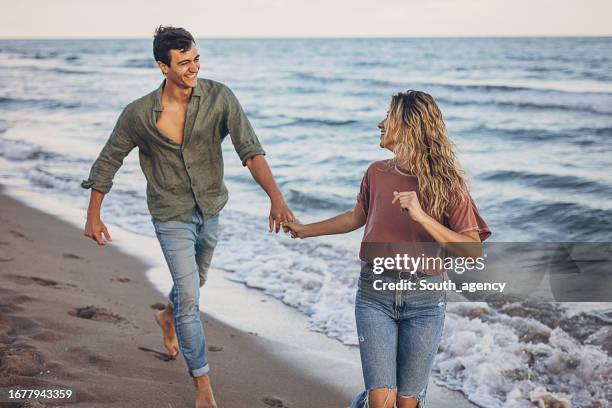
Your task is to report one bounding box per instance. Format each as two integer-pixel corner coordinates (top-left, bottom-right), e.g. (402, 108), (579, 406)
(398, 270), (411, 281)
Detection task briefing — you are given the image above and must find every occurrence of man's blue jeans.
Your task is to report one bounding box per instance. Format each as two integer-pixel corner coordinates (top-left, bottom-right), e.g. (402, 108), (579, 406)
(151, 208), (219, 377)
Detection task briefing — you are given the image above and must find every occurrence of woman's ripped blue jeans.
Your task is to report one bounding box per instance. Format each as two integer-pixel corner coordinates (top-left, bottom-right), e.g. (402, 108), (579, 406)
(350, 262), (447, 408)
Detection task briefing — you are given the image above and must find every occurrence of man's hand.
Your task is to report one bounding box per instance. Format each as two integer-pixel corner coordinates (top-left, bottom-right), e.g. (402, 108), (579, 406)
(269, 199), (295, 233)
(84, 216), (112, 246)
(84, 189), (111, 245)
(244, 155), (296, 234)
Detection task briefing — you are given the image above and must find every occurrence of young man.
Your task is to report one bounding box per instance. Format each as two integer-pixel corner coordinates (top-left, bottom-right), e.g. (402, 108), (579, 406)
(81, 26), (294, 408)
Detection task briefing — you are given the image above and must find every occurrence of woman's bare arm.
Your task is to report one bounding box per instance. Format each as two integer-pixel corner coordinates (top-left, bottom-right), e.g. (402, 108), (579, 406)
(285, 201), (366, 238)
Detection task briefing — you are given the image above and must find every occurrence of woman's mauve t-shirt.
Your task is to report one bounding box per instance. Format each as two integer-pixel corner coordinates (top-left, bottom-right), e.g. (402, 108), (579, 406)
(357, 160), (491, 265)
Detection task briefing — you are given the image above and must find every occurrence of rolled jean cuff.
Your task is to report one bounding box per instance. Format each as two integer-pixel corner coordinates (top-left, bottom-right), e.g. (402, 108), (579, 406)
(191, 363), (210, 378)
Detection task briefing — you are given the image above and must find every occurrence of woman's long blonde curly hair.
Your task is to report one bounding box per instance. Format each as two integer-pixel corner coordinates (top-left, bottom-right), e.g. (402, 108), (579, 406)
(386, 90), (469, 221)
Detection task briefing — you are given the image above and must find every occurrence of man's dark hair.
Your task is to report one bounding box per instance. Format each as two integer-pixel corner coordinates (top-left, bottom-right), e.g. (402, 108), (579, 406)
(153, 26), (195, 66)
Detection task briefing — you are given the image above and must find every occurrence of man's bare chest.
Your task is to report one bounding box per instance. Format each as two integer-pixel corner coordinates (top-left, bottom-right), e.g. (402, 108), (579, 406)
(156, 107), (187, 146)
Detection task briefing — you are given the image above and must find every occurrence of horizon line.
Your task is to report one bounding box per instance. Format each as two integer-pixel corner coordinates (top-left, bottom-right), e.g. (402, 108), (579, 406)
(1, 34), (612, 41)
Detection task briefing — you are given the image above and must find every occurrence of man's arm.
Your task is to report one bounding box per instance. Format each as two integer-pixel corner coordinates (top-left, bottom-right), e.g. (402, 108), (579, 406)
(81, 107), (136, 245)
(245, 154), (295, 233)
(224, 86), (294, 233)
(84, 189), (112, 245)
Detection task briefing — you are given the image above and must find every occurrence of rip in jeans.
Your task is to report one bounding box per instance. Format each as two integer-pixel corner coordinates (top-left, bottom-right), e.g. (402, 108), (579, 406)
(362, 386), (426, 408)
(397, 387), (427, 408)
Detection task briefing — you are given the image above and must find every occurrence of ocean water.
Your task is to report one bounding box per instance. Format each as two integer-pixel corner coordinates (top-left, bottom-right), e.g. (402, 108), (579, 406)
(1, 38), (611, 407)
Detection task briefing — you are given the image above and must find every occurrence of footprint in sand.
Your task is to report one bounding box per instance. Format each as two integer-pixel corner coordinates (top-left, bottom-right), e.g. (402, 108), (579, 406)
(149, 302), (167, 310)
(63, 253), (83, 260)
(0, 240), (12, 262)
(9, 230), (26, 238)
(207, 345), (223, 352)
(0, 341), (46, 377)
(10, 229), (33, 242)
(0, 288), (33, 313)
(69, 305), (124, 324)
(7, 274), (78, 289)
(32, 329), (64, 342)
(5, 315), (41, 337)
(110, 277), (131, 283)
(68, 346), (113, 371)
(30, 277), (60, 287)
(262, 396), (290, 408)
(7, 274), (58, 287)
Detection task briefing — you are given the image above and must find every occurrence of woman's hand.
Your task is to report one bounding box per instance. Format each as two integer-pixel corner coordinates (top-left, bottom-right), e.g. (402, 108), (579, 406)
(391, 191), (429, 223)
(283, 221), (308, 239)
(393, 191), (483, 257)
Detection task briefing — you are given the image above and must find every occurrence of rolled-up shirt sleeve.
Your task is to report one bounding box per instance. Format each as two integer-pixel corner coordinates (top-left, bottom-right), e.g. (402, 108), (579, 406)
(80, 106), (136, 194)
(446, 192), (492, 241)
(223, 87), (265, 166)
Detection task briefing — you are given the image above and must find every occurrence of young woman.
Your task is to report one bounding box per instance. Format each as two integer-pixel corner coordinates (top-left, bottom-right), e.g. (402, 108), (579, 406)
(285, 90), (491, 408)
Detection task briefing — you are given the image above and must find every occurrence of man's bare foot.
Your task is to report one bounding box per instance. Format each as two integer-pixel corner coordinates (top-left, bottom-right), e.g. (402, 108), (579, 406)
(154, 303), (179, 359)
(194, 375), (217, 408)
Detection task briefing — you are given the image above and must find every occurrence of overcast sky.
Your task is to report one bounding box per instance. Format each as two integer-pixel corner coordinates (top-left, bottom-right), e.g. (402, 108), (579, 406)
(1, 0), (611, 38)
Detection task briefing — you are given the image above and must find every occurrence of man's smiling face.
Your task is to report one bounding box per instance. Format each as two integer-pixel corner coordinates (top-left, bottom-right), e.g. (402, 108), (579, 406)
(158, 42), (200, 89)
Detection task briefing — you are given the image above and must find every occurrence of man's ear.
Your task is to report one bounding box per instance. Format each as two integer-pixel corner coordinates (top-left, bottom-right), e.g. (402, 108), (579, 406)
(156, 60), (169, 75)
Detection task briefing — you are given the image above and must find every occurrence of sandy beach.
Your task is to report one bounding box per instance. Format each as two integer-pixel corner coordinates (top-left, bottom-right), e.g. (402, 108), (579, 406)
(0, 189), (349, 408)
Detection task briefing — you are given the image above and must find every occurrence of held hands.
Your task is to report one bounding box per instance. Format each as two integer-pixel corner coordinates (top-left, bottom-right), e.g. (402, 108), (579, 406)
(84, 216), (112, 246)
(391, 191), (428, 223)
(270, 198), (296, 233)
(280, 191), (427, 239)
(283, 220), (307, 239)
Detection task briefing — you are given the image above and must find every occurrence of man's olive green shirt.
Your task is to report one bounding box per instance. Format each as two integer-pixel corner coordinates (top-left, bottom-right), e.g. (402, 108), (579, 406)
(81, 78), (265, 222)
